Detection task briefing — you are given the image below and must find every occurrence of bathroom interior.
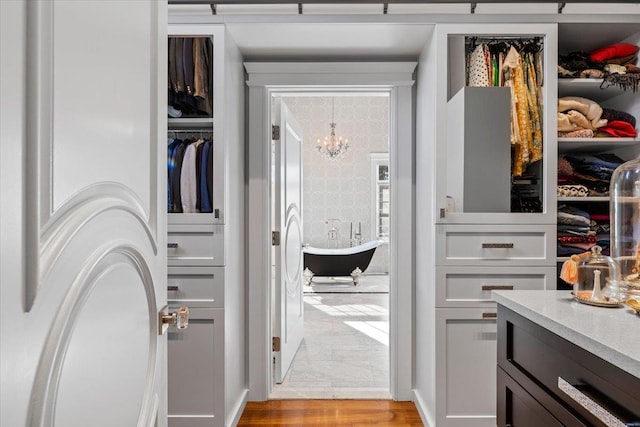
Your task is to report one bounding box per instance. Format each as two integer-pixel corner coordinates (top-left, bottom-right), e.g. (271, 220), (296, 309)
(271, 93), (391, 399)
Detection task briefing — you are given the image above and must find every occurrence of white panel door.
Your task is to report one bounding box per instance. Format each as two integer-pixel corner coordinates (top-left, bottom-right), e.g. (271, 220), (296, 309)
(0, 1), (167, 427)
(436, 308), (498, 427)
(273, 98), (305, 384)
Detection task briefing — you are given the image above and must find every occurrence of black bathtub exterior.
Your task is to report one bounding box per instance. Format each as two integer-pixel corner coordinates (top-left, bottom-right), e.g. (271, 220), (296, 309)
(303, 247), (377, 277)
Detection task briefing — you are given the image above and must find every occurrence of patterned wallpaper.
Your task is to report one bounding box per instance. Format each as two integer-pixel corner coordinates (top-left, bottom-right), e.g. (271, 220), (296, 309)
(280, 95), (389, 274)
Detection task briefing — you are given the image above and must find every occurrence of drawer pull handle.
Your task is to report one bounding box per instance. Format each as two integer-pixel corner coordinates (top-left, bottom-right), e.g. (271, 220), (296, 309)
(482, 312), (497, 319)
(558, 377), (628, 427)
(167, 243), (178, 249)
(482, 285), (514, 291)
(167, 285), (179, 291)
(482, 243), (514, 249)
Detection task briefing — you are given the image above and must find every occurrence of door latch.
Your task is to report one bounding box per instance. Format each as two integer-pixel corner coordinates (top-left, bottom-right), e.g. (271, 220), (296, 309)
(272, 231), (280, 246)
(159, 306), (189, 335)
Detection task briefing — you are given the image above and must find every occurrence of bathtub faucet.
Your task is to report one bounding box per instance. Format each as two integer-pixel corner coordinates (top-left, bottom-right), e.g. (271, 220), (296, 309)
(350, 221), (363, 247)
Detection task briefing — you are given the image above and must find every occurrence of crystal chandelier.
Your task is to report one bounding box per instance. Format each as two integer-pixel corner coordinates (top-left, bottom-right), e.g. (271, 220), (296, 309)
(317, 98), (349, 159)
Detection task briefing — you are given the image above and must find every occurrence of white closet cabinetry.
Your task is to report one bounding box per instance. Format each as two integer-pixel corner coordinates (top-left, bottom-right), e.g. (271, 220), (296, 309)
(168, 307), (224, 427)
(436, 24), (557, 226)
(166, 24), (230, 427)
(432, 23), (557, 427)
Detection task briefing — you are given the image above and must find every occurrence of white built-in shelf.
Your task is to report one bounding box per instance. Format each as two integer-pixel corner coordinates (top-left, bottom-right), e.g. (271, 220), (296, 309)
(168, 117), (214, 129)
(557, 196), (609, 202)
(558, 78), (626, 101)
(558, 137), (639, 153)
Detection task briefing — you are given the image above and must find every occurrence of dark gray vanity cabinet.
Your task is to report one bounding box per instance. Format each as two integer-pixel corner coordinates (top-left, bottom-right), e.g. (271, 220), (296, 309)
(497, 306), (640, 427)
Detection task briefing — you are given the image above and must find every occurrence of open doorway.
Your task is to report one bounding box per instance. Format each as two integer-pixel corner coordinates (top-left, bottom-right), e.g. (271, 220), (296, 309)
(270, 93), (391, 399)
(246, 61), (415, 403)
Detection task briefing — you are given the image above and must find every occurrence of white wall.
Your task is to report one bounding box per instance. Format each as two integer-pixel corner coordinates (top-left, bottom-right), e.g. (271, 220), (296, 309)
(281, 95), (389, 274)
(223, 29), (248, 424)
(413, 28), (439, 427)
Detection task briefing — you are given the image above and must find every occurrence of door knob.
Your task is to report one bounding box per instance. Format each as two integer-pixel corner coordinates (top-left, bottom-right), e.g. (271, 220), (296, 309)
(159, 306), (189, 335)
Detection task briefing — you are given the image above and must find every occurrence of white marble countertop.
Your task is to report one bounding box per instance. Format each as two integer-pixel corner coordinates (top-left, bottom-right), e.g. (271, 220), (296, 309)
(493, 290), (640, 378)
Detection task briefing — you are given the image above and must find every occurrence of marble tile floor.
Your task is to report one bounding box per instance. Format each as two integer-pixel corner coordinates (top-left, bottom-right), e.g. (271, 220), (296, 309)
(271, 291), (390, 399)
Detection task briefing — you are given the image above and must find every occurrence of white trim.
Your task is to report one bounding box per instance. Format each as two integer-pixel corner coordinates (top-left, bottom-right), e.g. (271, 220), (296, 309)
(246, 61), (415, 401)
(413, 389), (435, 427)
(226, 389), (249, 427)
(370, 153), (390, 244)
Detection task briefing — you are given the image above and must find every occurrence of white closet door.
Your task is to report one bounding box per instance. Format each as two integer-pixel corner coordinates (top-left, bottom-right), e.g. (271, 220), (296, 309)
(0, 1), (168, 427)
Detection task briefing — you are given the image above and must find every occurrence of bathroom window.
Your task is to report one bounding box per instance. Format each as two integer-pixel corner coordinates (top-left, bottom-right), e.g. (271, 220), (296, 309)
(371, 153), (389, 243)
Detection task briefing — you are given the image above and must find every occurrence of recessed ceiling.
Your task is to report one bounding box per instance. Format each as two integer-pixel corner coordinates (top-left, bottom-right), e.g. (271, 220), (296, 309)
(226, 22), (434, 59)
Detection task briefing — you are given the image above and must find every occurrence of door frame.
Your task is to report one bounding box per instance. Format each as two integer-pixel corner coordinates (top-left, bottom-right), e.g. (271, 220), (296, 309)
(245, 62), (416, 401)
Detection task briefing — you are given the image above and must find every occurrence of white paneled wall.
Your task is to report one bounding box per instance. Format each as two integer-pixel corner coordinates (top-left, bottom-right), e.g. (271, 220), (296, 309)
(281, 95), (389, 274)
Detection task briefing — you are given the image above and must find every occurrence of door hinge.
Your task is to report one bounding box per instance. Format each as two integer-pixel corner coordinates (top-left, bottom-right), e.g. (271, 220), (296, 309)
(272, 125), (280, 140)
(272, 231), (280, 246)
(272, 336), (281, 352)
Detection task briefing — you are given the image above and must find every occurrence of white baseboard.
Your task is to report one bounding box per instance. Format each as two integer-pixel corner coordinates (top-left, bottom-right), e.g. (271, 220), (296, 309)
(412, 389), (435, 427)
(227, 388), (249, 427)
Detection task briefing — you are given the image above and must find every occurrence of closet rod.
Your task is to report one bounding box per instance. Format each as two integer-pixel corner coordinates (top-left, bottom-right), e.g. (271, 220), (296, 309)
(466, 36), (544, 41)
(169, 0), (636, 4)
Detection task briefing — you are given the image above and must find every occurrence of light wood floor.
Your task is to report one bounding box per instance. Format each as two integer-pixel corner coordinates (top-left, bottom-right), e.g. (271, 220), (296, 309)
(237, 399), (424, 426)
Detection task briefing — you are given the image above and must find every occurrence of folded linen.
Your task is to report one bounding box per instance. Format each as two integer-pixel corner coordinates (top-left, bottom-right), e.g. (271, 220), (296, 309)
(557, 185), (589, 197)
(601, 108), (636, 127)
(599, 120), (638, 138)
(558, 129), (594, 138)
(558, 96), (607, 128)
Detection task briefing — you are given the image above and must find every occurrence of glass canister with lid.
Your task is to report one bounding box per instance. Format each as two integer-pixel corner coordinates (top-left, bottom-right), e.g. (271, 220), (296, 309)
(574, 245), (623, 306)
(610, 158), (640, 300)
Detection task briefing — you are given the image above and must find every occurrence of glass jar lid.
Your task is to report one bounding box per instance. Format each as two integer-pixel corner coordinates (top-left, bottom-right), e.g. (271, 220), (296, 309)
(574, 245), (622, 305)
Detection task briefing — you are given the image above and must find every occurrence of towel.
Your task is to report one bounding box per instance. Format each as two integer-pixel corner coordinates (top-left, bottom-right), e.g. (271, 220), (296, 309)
(558, 96), (607, 129)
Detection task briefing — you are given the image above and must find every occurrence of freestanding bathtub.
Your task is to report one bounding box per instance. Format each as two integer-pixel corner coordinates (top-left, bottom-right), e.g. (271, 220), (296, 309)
(303, 240), (381, 286)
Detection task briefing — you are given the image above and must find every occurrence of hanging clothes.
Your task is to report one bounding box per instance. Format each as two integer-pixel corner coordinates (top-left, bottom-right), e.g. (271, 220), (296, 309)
(524, 52), (543, 164)
(200, 141), (213, 213)
(468, 44), (490, 87)
(180, 141), (198, 213)
(168, 36), (213, 118)
(503, 45), (532, 176)
(167, 137), (214, 214)
(466, 38), (545, 178)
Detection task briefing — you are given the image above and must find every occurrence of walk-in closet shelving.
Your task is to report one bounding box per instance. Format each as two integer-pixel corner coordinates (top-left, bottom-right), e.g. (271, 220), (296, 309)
(555, 23), (640, 277)
(168, 25), (225, 226)
(431, 23), (557, 427)
(166, 24), (226, 427)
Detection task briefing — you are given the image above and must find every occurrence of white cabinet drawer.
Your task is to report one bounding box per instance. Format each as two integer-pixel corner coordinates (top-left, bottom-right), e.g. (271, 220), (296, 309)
(168, 267), (223, 308)
(436, 225), (554, 266)
(436, 267), (554, 308)
(167, 225), (224, 266)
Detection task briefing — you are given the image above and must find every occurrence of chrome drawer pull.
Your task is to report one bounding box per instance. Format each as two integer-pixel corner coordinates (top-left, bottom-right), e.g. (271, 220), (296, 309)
(558, 377), (627, 427)
(482, 243), (514, 249)
(482, 285), (514, 291)
(482, 312), (497, 319)
(167, 243), (178, 249)
(167, 285), (179, 291)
